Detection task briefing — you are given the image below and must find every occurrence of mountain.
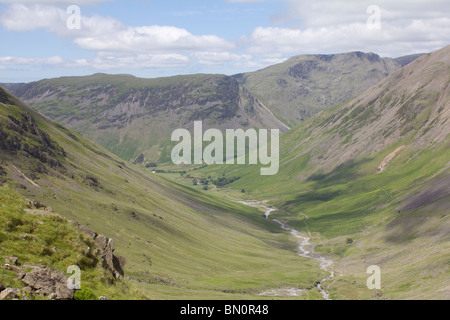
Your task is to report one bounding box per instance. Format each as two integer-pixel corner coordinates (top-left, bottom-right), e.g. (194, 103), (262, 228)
(0, 87), (329, 300)
(6, 52), (422, 166)
(394, 53), (426, 67)
(197, 46), (450, 299)
(234, 52), (422, 127)
(8, 73), (288, 165)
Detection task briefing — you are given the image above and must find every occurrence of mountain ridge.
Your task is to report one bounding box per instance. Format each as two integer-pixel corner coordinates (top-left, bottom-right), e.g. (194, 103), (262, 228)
(4, 51), (423, 165)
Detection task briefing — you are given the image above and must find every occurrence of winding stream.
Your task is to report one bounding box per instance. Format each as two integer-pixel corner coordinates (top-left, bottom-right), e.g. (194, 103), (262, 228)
(236, 201), (334, 300)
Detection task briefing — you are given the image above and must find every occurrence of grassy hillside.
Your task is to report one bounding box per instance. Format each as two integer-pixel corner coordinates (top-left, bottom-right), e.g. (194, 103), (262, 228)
(0, 87), (328, 300)
(0, 186), (129, 300)
(191, 46), (450, 299)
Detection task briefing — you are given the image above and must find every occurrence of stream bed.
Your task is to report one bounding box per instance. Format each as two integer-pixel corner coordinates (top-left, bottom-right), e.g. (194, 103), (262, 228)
(236, 200), (334, 300)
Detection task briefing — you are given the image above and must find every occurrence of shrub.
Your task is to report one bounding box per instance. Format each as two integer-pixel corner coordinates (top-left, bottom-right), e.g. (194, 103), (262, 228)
(74, 287), (97, 300)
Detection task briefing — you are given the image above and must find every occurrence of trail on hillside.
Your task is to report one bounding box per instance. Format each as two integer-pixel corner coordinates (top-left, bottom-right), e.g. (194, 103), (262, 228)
(236, 201), (334, 300)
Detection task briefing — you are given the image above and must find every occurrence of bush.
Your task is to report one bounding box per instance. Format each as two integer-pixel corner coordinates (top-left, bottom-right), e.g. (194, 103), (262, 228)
(74, 287), (97, 300)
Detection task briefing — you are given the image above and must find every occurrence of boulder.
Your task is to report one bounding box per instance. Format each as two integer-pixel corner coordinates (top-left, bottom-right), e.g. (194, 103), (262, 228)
(4, 255), (19, 265)
(70, 221), (126, 279)
(22, 267), (74, 300)
(0, 288), (21, 300)
(95, 235), (124, 279)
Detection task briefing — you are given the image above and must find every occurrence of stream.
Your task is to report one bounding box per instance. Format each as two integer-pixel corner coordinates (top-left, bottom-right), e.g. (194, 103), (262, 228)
(236, 201), (334, 300)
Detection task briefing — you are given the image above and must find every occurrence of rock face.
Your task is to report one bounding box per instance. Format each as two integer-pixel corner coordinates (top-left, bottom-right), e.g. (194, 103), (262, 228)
(94, 234), (125, 279)
(0, 288), (21, 300)
(22, 267), (74, 300)
(70, 221), (126, 279)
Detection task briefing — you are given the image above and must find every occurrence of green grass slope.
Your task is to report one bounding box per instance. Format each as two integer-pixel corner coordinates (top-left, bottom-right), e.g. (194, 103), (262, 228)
(195, 46), (450, 299)
(0, 186), (128, 300)
(0, 87), (327, 300)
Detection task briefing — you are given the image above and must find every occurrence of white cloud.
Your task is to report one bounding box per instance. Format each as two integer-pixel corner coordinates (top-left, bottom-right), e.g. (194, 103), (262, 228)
(0, 4), (234, 53)
(246, 0), (450, 58)
(1, 0), (449, 76)
(0, 56), (64, 65)
(0, 53), (191, 71)
(74, 25), (235, 53)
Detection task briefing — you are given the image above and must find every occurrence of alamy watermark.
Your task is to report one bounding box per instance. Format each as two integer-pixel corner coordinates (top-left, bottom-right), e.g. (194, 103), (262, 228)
(367, 5), (381, 30)
(67, 265), (81, 290)
(66, 5), (81, 30)
(366, 265), (381, 290)
(171, 121), (279, 175)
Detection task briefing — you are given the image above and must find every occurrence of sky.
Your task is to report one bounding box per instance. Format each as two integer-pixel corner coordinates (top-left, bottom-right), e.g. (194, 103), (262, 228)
(0, 0), (449, 83)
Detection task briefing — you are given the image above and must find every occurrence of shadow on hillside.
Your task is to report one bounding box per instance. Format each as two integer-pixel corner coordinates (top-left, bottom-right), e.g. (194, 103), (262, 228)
(306, 158), (372, 187)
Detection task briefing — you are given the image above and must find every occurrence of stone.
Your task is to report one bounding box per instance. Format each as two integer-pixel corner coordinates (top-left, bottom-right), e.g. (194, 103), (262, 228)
(69, 220), (97, 239)
(70, 221), (126, 280)
(22, 267), (74, 300)
(0, 288), (21, 300)
(22, 293), (31, 301)
(113, 255), (126, 278)
(5, 255), (19, 265)
(1, 264), (26, 279)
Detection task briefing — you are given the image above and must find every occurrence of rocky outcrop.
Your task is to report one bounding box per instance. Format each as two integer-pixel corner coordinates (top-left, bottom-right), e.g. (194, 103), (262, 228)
(0, 288), (21, 300)
(0, 265), (72, 300)
(94, 234), (126, 279)
(70, 221), (126, 279)
(22, 267), (74, 300)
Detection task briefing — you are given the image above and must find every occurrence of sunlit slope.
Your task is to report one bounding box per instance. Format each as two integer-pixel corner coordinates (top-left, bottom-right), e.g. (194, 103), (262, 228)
(0, 87), (327, 299)
(200, 46), (450, 299)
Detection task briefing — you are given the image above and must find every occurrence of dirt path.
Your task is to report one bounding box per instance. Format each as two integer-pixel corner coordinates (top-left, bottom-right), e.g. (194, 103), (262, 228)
(237, 200), (334, 300)
(376, 145), (405, 173)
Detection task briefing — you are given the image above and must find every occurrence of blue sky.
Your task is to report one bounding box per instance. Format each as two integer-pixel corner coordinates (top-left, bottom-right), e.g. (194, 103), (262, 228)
(0, 0), (449, 82)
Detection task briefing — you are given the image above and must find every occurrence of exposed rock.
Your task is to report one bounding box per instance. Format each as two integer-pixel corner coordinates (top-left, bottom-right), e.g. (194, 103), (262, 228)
(26, 199), (47, 209)
(69, 220), (126, 279)
(1, 264), (26, 279)
(0, 288), (21, 300)
(22, 267), (74, 300)
(94, 235), (125, 279)
(113, 255), (126, 278)
(22, 293), (31, 301)
(129, 211), (138, 219)
(69, 220), (97, 239)
(5, 255), (19, 265)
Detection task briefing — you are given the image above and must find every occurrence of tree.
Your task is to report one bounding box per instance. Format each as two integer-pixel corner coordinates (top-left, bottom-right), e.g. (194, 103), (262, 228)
(241, 189), (246, 193)
(193, 179), (198, 186)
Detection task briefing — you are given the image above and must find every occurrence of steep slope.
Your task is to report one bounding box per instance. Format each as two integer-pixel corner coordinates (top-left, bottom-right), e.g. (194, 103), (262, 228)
(9, 73), (288, 165)
(0, 87), (328, 299)
(198, 46), (450, 299)
(234, 52), (420, 127)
